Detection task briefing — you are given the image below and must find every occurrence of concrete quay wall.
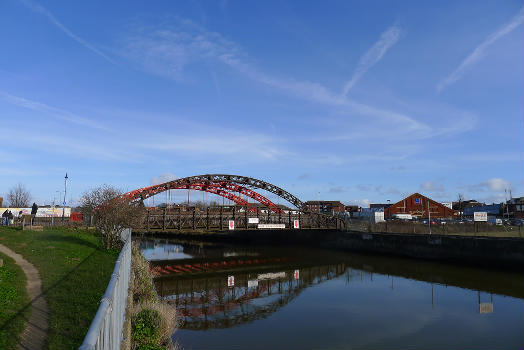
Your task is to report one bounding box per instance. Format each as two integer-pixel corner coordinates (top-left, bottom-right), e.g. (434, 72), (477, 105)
(137, 229), (524, 270)
(319, 231), (524, 270)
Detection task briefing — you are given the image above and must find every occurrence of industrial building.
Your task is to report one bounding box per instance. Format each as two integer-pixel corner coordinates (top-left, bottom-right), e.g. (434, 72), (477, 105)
(304, 200), (345, 214)
(384, 193), (458, 219)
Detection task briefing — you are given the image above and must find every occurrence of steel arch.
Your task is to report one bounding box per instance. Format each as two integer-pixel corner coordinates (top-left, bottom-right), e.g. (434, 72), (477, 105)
(123, 181), (282, 212)
(123, 174), (304, 210)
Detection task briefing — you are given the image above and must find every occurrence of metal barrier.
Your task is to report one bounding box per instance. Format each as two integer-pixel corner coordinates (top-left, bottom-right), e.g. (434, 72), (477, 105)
(79, 228), (132, 350)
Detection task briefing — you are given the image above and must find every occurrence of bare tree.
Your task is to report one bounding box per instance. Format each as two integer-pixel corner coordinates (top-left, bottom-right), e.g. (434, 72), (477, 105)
(457, 193), (464, 220)
(79, 185), (145, 249)
(7, 183), (31, 207)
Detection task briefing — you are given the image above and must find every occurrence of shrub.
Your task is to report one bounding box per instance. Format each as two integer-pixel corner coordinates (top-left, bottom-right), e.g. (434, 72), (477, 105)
(131, 245), (156, 304)
(132, 301), (177, 349)
(132, 308), (161, 346)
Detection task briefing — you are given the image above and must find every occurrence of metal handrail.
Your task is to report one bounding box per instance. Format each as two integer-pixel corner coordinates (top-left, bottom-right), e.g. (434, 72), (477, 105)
(79, 228), (132, 350)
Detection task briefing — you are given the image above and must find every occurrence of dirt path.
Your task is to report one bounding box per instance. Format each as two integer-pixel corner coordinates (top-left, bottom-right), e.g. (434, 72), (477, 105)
(0, 244), (49, 350)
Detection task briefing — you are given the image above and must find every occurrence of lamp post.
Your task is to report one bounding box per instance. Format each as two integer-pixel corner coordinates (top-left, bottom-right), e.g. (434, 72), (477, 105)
(62, 173), (68, 224)
(52, 196), (55, 226)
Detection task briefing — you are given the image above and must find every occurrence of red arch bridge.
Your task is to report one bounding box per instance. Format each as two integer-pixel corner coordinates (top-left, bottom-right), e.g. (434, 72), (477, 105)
(123, 174), (345, 232)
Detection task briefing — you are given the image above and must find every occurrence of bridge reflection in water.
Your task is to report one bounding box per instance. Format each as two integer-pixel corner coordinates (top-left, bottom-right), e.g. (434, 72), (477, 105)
(141, 238), (524, 338)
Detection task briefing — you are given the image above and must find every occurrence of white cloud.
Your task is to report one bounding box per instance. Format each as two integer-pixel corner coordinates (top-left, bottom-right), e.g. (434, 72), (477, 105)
(342, 25), (401, 95)
(0, 91), (107, 130)
(353, 198), (371, 208)
(437, 8), (524, 92)
(142, 133), (285, 160)
(120, 19), (430, 136)
(18, 0), (114, 63)
(482, 178), (511, 192)
(151, 173), (178, 185)
(0, 128), (139, 162)
(121, 19), (241, 80)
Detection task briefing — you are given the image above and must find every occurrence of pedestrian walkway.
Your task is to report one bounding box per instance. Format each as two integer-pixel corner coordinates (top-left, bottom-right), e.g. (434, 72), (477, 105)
(0, 244), (48, 350)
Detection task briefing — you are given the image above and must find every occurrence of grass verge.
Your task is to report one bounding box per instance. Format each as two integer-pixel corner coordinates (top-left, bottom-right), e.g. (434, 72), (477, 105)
(128, 245), (178, 350)
(0, 252), (30, 349)
(0, 226), (118, 349)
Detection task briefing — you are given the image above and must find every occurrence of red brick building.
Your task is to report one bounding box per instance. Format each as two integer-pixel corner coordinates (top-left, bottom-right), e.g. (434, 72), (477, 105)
(384, 193), (458, 219)
(304, 201), (345, 214)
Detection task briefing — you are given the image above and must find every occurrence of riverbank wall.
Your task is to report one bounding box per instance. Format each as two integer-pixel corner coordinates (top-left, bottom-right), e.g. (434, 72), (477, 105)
(136, 229), (524, 270)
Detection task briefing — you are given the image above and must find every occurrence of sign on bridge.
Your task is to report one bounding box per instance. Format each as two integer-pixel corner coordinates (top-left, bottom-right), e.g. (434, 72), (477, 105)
(258, 224), (286, 229)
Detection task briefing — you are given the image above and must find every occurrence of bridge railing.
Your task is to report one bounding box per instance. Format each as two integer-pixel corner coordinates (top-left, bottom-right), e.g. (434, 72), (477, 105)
(79, 228), (132, 350)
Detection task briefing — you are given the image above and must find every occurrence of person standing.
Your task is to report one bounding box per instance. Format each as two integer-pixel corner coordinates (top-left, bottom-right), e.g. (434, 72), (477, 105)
(31, 202), (38, 215)
(31, 202), (38, 225)
(7, 210), (13, 226)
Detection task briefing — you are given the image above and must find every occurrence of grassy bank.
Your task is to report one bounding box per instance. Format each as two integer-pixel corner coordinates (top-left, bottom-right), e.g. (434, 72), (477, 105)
(0, 252), (30, 349)
(0, 226), (118, 349)
(128, 245), (177, 350)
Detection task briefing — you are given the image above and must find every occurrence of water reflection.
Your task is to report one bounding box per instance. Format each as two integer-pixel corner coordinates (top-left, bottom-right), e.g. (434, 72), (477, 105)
(139, 238), (523, 349)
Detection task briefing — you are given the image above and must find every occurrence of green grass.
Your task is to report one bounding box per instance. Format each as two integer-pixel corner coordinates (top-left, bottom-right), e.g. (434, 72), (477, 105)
(0, 252), (30, 350)
(0, 226), (118, 349)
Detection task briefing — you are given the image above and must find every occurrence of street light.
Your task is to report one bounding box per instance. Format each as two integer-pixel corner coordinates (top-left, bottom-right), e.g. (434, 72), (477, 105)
(62, 173), (68, 224)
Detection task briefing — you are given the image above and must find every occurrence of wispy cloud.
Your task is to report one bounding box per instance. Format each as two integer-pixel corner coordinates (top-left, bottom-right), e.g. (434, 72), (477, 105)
(18, 0), (115, 63)
(460, 177), (511, 194)
(437, 8), (524, 92)
(0, 128), (137, 162)
(151, 173), (178, 185)
(342, 25), (401, 96)
(121, 18), (241, 80)
(0, 91), (107, 130)
(120, 18), (480, 146)
(123, 19), (427, 134)
(141, 132), (285, 160)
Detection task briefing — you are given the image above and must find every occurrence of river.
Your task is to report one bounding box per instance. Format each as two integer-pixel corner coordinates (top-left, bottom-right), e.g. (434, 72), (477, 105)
(139, 237), (523, 349)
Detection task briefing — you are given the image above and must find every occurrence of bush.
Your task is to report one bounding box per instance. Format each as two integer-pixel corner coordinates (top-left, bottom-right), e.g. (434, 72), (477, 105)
(133, 308), (161, 346)
(131, 245), (156, 304)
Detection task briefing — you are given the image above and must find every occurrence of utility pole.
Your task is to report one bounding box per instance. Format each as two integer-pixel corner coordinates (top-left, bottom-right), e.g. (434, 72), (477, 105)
(428, 200), (431, 235)
(62, 173), (68, 224)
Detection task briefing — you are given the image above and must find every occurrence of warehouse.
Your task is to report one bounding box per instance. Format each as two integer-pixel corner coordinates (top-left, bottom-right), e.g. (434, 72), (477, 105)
(384, 193), (458, 219)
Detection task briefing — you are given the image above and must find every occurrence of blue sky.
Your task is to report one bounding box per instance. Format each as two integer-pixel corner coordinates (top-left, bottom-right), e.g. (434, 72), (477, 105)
(0, 0), (522, 207)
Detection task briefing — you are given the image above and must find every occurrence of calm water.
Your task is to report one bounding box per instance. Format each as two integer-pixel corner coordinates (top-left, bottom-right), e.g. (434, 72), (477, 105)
(139, 238), (524, 349)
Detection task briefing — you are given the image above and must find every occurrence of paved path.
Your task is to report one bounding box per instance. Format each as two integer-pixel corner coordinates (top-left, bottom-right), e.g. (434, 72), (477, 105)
(0, 244), (48, 350)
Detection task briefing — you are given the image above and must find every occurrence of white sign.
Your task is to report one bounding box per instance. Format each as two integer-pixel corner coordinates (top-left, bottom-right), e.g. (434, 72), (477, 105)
(442, 202), (453, 209)
(258, 272), (286, 280)
(228, 220), (235, 230)
(248, 217), (259, 224)
(293, 219), (300, 229)
(294, 269), (300, 280)
(374, 212), (385, 223)
(247, 279), (258, 288)
(474, 212), (488, 222)
(258, 224), (286, 229)
(479, 302), (493, 314)
(227, 275), (234, 287)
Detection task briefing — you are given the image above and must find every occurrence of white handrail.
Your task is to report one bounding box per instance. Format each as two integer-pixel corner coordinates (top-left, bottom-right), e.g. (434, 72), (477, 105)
(79, 228), (132, 350)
